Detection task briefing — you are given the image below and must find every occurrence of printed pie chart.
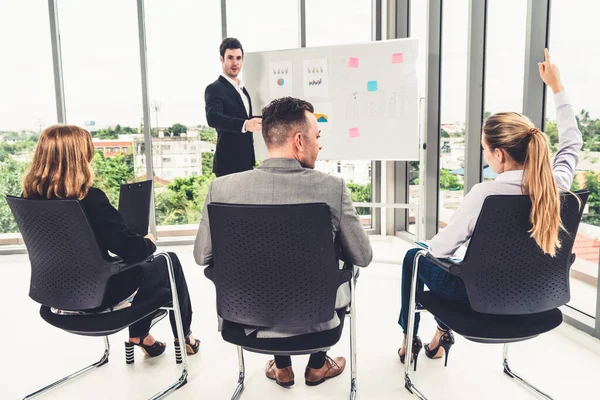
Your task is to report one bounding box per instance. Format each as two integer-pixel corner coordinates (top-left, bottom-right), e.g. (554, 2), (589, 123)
(277, 78), (284, 86)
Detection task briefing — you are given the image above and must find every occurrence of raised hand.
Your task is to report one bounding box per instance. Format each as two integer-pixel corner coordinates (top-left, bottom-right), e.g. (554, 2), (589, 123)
(538, 48), (564, 94)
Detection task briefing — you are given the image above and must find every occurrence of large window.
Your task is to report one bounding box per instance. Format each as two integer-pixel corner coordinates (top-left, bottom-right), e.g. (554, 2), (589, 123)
(306, 0), (371, 47)
(546, 0), (600, 318)
(60, 0), (142, 130)
(406, 0), (428, 234)
(307, 0), (374, 228)
(314, 160), (373, 228)
(484, 0), (527, 116)
(227, 0), (298, 52)
(59, 0), (142, 207)
(145, 1), (221, 232)
(480, 0), (527, 182)
(0, 2), (56, 235)
(407, 0), (469, 236)
(438, 0), (468, 231)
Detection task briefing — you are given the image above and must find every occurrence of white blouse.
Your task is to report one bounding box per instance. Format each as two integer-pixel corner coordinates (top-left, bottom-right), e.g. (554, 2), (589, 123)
(428, 92), (583, 258)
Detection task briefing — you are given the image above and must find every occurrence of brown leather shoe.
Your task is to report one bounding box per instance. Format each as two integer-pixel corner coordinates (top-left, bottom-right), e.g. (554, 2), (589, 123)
(304, 356), (346, 386)
(265, 360), (295, 387)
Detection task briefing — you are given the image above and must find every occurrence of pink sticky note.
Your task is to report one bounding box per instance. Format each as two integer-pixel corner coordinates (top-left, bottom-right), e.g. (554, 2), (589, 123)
(349, 128), (360, 138)
(392, 53), (404, 63)
(348, 57), (359, 68)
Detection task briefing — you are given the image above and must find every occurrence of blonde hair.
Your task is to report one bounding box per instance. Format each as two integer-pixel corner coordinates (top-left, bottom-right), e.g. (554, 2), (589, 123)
(483, 112), (562, 256)
(23, 124), (95, 200)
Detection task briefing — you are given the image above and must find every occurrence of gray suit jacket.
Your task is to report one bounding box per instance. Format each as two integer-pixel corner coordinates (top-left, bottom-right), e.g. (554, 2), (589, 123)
(194, 158), (373, 338)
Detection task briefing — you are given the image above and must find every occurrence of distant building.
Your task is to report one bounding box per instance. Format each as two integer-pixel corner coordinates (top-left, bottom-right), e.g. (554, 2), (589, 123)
(92, 138), (133, 158)
(315, 160), (371, 185)
(441, 122), (465, 135)
(133, 136), (215, 181)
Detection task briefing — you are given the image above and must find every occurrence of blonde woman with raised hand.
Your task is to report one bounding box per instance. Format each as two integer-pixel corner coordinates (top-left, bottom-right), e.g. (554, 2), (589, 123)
(397, 49), (582, 369)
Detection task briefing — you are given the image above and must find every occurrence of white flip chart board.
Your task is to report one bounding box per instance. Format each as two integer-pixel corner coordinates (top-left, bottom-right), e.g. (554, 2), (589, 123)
(243, 38), (419, 161)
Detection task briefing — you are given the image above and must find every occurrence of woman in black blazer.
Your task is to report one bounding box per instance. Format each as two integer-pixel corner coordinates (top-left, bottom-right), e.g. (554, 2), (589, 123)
(22, 124), (199, 359)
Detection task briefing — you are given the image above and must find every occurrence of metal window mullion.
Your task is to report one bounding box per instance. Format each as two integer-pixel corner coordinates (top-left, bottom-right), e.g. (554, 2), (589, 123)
(299, 0), (306, 48)
(388, 0), (410, 233)
(423, 0), (442, 239)
(373, 0), (382, 41)
(522, 0), (550, 129)
(368, 0), (383, 234)
(371, 161), (381, 234)
(221, 0), (227, 39)
(48, 0), (66, 123)
(596, 259), (600, 337)
(464, 0), (488, 192)
(388, 0), (409, 39)
(136, 0), (157, 236)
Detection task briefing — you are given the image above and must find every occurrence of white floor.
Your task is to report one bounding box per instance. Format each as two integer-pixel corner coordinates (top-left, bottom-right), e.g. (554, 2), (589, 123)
(2, 236), (600, 399)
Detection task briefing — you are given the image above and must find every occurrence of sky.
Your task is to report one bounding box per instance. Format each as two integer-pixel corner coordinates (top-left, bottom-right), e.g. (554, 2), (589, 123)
(0, 0), (598, 132)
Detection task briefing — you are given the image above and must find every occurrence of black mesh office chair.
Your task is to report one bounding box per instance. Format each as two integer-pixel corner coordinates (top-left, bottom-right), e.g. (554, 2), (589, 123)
(403, 191), (589, 400)
(6, 196), (188, 400)
(204, 203), (358, 400)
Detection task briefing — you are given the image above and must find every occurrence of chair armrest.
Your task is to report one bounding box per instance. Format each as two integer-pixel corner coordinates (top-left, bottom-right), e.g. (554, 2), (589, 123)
(204, 265), (214, 281)
(108, 254), (155, 276)
(340, 265), (353, 285)
(423, 252), (462, 275)
(342, 261), (359, 281)
(340, 262), (358, 285)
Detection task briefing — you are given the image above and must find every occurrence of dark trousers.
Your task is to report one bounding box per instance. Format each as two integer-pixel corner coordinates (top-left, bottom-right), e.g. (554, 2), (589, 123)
(128, 252), (193, 338)
(274, 309), (346, 369)
(222, 309), (346, 369)
(398, 248), (469, 336)
(275, 352), (327, 369)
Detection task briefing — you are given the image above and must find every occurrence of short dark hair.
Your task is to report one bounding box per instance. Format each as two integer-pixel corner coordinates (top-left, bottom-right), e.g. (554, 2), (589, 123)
(261, 97), (314, 148)
(219, 37), (244, 58)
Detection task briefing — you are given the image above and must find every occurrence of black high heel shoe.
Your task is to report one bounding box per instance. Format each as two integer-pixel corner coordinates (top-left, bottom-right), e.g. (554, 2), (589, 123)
(174, 335), (200, 363)
(398, 336), (423, 371)
(424, 326), (455, 367)
(124, 334), (166, 364)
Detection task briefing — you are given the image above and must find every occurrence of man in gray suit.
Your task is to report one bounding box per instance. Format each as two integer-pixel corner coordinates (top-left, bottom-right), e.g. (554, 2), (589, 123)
(194, 97), (372, 388)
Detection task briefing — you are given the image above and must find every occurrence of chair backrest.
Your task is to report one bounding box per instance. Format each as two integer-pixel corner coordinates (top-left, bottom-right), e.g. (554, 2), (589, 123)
(6, 196), (114, 310)
(459, 191), (589, 315)
(206, 203), (350, 327)
(118, 179), (152, 236)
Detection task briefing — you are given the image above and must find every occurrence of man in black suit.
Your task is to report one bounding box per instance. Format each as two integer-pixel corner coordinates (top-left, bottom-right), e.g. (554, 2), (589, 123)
(205, 38), (262, 177)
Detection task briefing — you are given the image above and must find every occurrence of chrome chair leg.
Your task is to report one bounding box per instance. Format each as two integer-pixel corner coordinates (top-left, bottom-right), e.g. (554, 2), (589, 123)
(23, 253), (189, 400)
(403, 251), (429, 400)
(503, 344), (553, 400)
(149, 251), (189, 400)
(349, 267), (358, 400)
(404, 373), (428, 400)
(230, 346), (245, 400)
(23, 336), (110, 399)
(402, 252), (554, 400)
